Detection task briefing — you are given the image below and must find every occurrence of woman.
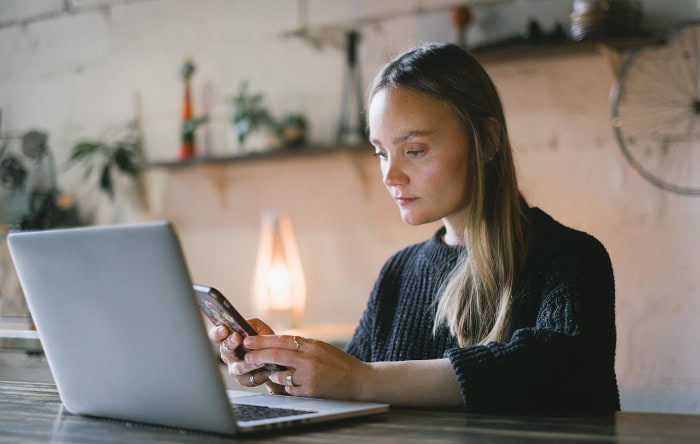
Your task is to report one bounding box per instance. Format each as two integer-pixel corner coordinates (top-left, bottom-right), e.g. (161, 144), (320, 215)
(210, 42), (620, 413)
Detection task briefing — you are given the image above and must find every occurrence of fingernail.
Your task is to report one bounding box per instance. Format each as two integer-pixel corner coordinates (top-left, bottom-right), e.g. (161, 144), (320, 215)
(243, 337), (253, 347)
(216, 325), (227, 336)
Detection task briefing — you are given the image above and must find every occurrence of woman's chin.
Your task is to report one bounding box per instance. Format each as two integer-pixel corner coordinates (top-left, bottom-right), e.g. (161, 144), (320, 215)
(399, 211), (427, 226)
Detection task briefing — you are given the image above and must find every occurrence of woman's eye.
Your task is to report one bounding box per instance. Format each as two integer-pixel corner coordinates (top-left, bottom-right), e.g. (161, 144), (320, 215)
(407, 150), (425, 158)
(373, 151), (387, 159)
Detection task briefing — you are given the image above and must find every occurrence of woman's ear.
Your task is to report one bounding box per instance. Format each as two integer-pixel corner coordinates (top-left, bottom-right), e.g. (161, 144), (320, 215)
(484, 118), (501, 161)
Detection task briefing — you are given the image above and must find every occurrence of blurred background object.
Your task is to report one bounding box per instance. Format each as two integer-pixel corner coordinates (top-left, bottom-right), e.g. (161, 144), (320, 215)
(451, 6), (473, 48)
(179, 58), (208, 160)
(570, 0), (644, 41)
(0, 128), (79, 231)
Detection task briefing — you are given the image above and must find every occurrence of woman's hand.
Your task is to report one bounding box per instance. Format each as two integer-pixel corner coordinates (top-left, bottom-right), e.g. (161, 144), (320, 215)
(241, 335), (370, 399)
(211, 323), (462, 405)
(207, 319), (285, 394)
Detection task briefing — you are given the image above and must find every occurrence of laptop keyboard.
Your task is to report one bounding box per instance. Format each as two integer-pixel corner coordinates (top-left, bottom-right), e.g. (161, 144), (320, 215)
(232, 403), (317, 422)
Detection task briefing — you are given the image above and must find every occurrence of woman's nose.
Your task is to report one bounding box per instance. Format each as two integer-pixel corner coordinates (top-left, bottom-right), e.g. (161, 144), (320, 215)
(382, 158), (408, 187)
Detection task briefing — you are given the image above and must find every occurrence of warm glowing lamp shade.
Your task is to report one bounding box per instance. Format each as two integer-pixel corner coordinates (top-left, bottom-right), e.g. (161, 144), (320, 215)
(252, 212), (306, 330)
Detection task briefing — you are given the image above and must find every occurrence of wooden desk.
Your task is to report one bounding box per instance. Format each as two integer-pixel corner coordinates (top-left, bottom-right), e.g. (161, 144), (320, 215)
(2, 380), (699, 443)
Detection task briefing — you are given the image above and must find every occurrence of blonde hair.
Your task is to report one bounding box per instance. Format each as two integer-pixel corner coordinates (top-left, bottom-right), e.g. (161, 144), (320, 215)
(369, 43), (529, 346)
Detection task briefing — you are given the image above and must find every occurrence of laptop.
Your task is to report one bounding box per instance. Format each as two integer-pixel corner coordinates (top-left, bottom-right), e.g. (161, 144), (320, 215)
(7, 221), (388, 435)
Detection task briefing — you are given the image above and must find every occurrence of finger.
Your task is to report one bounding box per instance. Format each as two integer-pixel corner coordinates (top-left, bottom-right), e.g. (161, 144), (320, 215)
(219, 331), (243, 349)
(264, 380), (286, 395)
(247, 370), (271, 387)
(208, 324), (229, 342)
(268, 370), (302, 397)
(268, 369), (299, 388)
(231, 373), (252, 387)
(219, 342), (236, 364)
(226, 331), (244, 349)
(227, 360), (267, 377)
(219, 332), (244, 364)
(243, 348), (298, 369)
(244, 334), (310, 352)
(247, 318), (275, 335)
(231, 371), (265, 388)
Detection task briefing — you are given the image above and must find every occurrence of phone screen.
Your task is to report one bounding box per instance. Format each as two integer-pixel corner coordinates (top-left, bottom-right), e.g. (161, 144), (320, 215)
(193, 283), (286, 371)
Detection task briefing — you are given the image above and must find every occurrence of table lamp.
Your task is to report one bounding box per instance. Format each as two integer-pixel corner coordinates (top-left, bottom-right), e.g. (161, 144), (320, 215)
(251, 212), (306, 331)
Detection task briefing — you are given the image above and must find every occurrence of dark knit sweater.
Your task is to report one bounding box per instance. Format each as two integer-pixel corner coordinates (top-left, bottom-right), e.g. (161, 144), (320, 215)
(346, 207), (620, 414)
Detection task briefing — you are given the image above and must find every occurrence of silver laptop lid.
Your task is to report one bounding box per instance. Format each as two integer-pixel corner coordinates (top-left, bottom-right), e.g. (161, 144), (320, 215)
(8, 222), (239, 434)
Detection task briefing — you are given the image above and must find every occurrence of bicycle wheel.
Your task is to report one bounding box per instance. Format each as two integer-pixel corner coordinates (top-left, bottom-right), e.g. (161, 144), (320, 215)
(611, 21), (700, 196)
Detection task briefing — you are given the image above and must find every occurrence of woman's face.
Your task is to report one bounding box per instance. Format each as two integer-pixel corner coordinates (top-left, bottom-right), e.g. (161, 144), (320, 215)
(368, 86), (471, 229)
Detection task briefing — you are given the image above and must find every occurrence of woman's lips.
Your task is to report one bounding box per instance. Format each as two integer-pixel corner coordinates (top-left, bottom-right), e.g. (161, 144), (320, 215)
(394, 196), (418, 206)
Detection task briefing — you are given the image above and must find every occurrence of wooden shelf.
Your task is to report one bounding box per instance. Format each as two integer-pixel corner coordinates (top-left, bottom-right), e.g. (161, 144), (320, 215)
(144, 144), (371, 170)
(472, 36), (653, 64)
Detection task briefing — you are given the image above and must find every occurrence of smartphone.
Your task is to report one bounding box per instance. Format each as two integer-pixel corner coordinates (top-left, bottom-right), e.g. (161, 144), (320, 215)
(192, 283), (286, 371)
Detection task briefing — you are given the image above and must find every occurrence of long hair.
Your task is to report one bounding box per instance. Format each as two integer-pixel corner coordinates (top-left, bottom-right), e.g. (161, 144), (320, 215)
(368, 43), (529, 346)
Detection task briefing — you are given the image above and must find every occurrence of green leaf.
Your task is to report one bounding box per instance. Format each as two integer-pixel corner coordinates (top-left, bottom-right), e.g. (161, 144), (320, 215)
(68, 142), (101, 164)
(113, 148), (138, 176)
(99, 164), (113, 199)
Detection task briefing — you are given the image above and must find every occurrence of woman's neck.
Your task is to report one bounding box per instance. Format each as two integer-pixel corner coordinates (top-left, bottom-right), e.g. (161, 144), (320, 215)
(442, 214), (466, 246)
(441, 225), (465, 246)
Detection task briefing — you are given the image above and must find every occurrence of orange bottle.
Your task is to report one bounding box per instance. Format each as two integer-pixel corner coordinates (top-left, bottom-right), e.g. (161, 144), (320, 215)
(179, 59), (195, 159)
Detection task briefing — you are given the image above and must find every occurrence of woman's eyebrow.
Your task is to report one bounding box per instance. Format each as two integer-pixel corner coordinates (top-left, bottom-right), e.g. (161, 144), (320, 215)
(369, 130), (435, 146)
(391, 130), (434, 144)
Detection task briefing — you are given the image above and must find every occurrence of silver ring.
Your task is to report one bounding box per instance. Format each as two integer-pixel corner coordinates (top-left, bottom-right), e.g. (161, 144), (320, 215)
(249, 374), (256, 386)
(293, 336), (304, 352)
(222, 341), (234, 352)
(285, 371), (296, 387)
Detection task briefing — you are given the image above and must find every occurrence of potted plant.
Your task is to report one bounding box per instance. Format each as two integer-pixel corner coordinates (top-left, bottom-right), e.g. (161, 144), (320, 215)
(230, 82), (280, 151)
(65, 120), (144, 201)
(64, 120), (148, 225)
(279, 113), (308, 148)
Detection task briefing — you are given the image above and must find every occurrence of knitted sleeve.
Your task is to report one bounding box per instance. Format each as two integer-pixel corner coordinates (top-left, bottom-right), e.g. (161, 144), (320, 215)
(445, 233), (619, 414)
